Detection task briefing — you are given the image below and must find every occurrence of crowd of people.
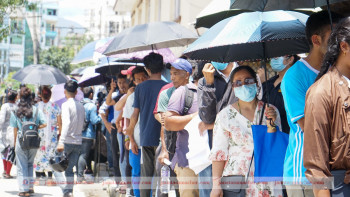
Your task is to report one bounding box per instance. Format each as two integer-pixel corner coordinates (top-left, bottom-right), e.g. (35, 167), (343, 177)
(0, 10), (350, 197)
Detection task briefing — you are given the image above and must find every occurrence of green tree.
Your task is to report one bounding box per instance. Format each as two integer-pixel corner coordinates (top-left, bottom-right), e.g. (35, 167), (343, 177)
(39, 46), (72, 74)
(0, 71), (34, 96)
(0, 0), (27, 42)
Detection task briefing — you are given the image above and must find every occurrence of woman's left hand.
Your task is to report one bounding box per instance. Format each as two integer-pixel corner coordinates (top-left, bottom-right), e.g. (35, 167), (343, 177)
(265, 106), (277, 132)
(265, 106), (277, 122)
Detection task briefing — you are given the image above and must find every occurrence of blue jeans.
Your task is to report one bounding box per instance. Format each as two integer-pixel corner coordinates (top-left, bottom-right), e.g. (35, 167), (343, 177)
(63, 143), (81, 195)
(77, 138), (94, 179)
(117, 132), (126, 182)
(198, 165), (212, 197)
(15, 141), (37, 192)
(129, 149), (141, 197)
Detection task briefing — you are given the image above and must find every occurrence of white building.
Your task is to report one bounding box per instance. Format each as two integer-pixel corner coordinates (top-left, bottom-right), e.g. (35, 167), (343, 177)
(84, 0), (131, 40)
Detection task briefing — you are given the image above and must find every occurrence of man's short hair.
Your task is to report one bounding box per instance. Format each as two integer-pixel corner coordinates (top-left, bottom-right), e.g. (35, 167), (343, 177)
(64, 80), (79, 93)
(132, 67), (148, 79)
(83, 87), (93, 98)
(143, 52), (164, 74)
(117, 73), (127, 80)
(305, 10), (343, 47)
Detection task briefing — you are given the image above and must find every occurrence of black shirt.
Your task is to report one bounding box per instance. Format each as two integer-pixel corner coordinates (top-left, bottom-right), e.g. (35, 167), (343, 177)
(262, 75), (290, 134)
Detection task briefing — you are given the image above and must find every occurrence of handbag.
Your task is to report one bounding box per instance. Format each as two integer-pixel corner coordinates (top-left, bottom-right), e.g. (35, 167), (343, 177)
(251, 103), (289, 182)
(221, 103), (266, 196)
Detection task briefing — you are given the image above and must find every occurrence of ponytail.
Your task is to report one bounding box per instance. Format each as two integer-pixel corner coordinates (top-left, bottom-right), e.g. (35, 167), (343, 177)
(316, 17), (350, 81)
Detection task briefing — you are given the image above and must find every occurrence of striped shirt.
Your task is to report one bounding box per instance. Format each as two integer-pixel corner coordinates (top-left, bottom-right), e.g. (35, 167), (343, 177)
(281, 59), (319, 185)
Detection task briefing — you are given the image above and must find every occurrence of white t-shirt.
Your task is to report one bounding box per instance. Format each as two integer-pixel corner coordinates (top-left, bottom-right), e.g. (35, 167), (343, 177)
(123, 92), (140, 147)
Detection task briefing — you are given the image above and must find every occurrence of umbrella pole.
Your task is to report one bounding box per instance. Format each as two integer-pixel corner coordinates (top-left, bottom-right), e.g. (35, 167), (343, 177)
(326, 0), (333, 31)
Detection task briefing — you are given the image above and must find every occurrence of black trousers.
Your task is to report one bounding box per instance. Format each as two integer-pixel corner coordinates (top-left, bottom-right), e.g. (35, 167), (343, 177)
(110, 124), (121, 182)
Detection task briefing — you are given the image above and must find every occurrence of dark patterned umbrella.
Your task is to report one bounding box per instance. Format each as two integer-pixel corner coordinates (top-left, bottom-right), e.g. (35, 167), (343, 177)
(12, 64), (68, 85)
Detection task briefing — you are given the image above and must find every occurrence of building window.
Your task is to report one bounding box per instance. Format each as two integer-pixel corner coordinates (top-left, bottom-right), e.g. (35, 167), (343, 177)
(47, 9), (57, 16)
(46, 23), (55, 31)
(45, 37), (54, 46)
(11, 19), (23, 34)
(10, 35), (22, 45)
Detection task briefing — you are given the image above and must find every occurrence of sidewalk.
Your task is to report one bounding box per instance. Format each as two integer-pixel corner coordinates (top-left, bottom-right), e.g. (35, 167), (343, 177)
(0, 163), (109, 197)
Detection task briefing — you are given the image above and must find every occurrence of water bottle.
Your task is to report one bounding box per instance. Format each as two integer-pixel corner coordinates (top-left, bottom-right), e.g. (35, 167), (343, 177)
(160, 159), (171, 194)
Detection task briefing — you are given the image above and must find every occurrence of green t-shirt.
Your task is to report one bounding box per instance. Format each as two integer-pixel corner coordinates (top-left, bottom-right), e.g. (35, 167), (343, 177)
(157, 86), (176, 113)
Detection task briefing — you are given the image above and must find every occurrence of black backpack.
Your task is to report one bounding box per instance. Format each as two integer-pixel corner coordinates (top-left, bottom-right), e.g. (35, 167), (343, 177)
(165, 85), (194, 160)
(15, 108), (41, 150)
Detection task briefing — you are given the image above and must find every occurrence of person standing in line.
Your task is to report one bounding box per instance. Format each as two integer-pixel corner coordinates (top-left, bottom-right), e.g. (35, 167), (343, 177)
(56, 80), (85, 197)
(304, 17), (350, 197)
(77, 87), (101, 183)
(197, 61), (238, 196)
(280, 11), (343, 197)
(123, 66), (149, 197)
(164, 58), (199, 196)
(11, 87), (46, 197)
(125, 52), (168, 197)
(257, 55), (300, 134)
(34, 86), (62, 186)
(0, 90), (17, 179)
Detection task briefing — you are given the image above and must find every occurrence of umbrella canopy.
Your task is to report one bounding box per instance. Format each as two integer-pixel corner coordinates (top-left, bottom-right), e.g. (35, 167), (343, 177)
(195, 0), (318, 28)
(12, 64), (68, 85)
(78, 65), (109, 87)
(95, 62), (145, 76)
(70, 67), (87, 76)
(230, 0), (347, 10)
(103, 21), (198, 56)
(184, 10), (309, 62)
(51, 83), (84, 108)
(196, 0), (252, 28)
(96, 41), (177, 63)
(71, 38), (112, 65)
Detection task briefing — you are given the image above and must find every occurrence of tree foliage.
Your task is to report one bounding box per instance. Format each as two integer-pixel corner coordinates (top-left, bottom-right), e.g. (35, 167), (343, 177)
(39, 34), (94, 74)
(0, 0), (27, 41)
(0, 71), (35, 96)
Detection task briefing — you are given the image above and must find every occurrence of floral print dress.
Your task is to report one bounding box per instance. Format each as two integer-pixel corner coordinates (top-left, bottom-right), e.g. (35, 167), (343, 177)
(209, 101), (283, 197)
(34, 101), (61, 172)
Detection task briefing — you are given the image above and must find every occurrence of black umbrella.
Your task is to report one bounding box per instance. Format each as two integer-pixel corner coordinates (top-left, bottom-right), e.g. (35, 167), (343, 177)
(230, 0), (346, 11)
(12, 64), (68, 85)
(195, 0), (316, 29)
(95, 62), (145, 76)
(184, 11), (309, 62)
(103, 21), (198, 56)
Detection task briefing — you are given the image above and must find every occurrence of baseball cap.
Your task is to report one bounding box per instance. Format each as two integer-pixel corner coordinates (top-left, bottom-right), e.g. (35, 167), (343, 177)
(169, 58), (192, 74)
(121, 66), (136, 75)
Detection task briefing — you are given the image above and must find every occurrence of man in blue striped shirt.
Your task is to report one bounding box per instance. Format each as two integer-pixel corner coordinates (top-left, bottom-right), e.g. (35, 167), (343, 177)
(281, 11), (342, 197)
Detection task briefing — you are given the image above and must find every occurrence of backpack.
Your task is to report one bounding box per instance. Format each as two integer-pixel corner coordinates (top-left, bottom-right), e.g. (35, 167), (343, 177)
(15, 108), (41, 150)
(81, 100), (90, 132)
(165, 85), (194, 160)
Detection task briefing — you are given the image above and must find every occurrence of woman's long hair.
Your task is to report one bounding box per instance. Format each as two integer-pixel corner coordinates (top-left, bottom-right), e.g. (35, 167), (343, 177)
(316, 17), (350, 81)
(16, 87), (34, 119)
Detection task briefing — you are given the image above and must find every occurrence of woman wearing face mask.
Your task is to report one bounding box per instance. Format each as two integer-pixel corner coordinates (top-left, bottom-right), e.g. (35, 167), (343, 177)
(258, 55), (300, 134)
(210, 66), (283, 197)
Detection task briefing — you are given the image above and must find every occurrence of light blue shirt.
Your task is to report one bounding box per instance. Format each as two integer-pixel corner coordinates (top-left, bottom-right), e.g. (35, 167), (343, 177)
(10, 106), (46, 135)
(82, 98), (101, 139)
(281, 59), (319, 185)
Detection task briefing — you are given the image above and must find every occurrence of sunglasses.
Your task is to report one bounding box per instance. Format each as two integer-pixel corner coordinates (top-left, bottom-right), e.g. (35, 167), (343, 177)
(232, 78), (255, 87)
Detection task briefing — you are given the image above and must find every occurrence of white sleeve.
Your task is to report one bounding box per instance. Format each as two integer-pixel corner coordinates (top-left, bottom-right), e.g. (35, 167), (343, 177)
(59, 103), (71, 145)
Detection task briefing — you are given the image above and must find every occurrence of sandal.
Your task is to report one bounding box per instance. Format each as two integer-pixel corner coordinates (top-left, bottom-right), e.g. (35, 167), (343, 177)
(18, 192), (30, 196)
(29, 188), (34, 193)
(4, 174), (13, 179)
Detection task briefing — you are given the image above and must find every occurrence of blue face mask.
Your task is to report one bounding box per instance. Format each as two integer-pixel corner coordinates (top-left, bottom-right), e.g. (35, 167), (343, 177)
(234, 83), (257, 102)
(270, 57), (286, 72)
(211, 62), (229, 71)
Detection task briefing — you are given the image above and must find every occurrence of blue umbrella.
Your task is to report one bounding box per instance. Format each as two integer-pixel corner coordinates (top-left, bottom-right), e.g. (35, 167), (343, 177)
(184, 10), (309, 62)
(71, 38), (112, 65)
